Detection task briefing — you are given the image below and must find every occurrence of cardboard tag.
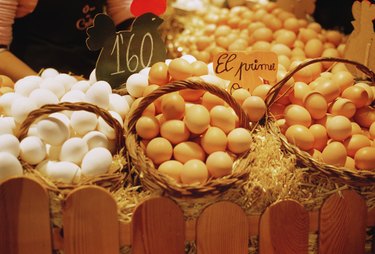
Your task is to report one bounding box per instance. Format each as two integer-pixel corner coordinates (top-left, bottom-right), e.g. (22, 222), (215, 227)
(213, 51), (278, 93)
(86, 0), (167, 88)
(276, 0), (316, 18)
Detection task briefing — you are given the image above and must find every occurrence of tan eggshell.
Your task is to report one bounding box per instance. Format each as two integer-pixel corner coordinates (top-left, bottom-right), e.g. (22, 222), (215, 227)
(0, 152), (23, 181)
(180, 159), (208, 185)
(158, 160), (183, 183)
(227, 128), (252, 154)
(354, 106), (375, 128)
(285, 124), (315, 151)
(210, 105), (236, 134)
(328, 98), (356, 119)
(146, 137), (173, 165)
(168, 58), (193, 80)
(201, 127), (227, 154)
(149, 62), (170, 85)
(284, 104), (312, 127)
(321, 141), (347, 167)
(160, 120), (190, 145)
(135, 116), (160, 140)
(343, 134), (372, 157)
(206, 151), (233, 178)
(303, 92), (328, 120)
(309, 124), (328, 151)
(184, 104), (210, 134)
(174, 141), (206, 164)
(326, 116), (352, 141)
(242, 96), (267, 122)
(161, 93), (185, 120)
(314, 79), (341, 103)
(354, 147), (375, 170)
(341, 86), (369, 108)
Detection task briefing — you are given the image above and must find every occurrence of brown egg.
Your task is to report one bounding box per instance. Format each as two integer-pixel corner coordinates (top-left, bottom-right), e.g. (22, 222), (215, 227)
(309, 124), (328, 151)
(158, 160), (183, 183)
(252, 27), (273, 42)
(283, 17), (300, 33)
(345, 156), (356, 169)
(146, 137), (173, 165)
(252, 84), (272, 100)
(351, 122), (363, 135)
(291, 60), (322, 84)
(161, 93), (185, 120)
(135, 116), (160, 140)
(149, 62), (170, 85)
(285, 124), (315, 151)
(201, 127), (227, 154)
(321, 48), (340, 69)
(248, 22), (266, 34)
(210, 105), (236, 134)
(303, 92), (328, 120)
(180, 159), (208, 185)
(142, 84), (160, 97)
(270, 43), (292, 57)
(354, 147), (375, 170)
(331, 71), (354, 92)
(278, 55), (291, 70)
(215, 25), (232, 37)
(160, 120), (190, 145)
(275, 30), (297, 48)
(179, 89), (205, 102)
(252, 41), (271, 51)
(206, 151), (233, 178)
(174, 141), (206, 163)
(196, 36), (212, 51)
(326, 115), (352, 141)
(201, 92), (225, 111)
(168, 58), (193, 80)
(321, 141), (347, 167)
(355, 83), (374, 106)
(307, 22), (322, 33)
(328, 98), (356, 118)
(0, 75), (14, 88)
(298, 28), (318, 43)
(354, 106), (375, 128)
(190, 61), (209, 76)
(325, 30), (343, 46)
(284, 104), (312, 127)
(314, 79), (341, 103)
(341, 86), (369, 108)
(242, 96), (267, 122)
(370, 122), (375, 139)
(304, 39), (324, 58)
(232, 88), (251, 105)
(344, 134), (372, 157)
(184, 104), (210, 134)
(227, 128), (252, 154)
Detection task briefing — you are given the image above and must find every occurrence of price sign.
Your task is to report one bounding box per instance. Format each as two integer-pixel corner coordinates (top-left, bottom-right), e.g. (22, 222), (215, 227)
(213, 51), (278, 93)
(86, 12), (166, 88)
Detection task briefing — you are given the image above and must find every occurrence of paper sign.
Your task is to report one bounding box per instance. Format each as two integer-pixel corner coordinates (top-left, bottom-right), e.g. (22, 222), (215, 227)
(213, 51), (278, 93)
(86, 13), (167, 88)
(276, 0), (316, 18)
(344, 1), (375, 78)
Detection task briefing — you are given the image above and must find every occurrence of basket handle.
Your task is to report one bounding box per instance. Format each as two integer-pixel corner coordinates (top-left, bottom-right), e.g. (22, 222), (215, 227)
(17, 102), (125, 154)
(127, 79), (250, 133)
(265, 57), (375, 108)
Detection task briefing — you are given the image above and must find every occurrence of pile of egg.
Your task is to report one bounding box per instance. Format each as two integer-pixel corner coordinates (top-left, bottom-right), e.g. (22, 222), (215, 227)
(0, 69), (131, 183)
(271, 63), (375, 171)
(126, 56), (254, 185)
(173, 2), (345, 67)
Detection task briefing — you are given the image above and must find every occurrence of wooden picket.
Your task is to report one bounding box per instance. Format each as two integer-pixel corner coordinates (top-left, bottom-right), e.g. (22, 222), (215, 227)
(0, 176), (375, 254)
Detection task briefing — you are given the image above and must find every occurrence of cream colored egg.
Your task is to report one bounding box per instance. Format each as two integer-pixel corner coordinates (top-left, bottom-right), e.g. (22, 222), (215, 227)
(184, 104), (210, 134)
(210, 105), (236, 134)
(45, 161), (81, 183)
(160, 120), (190, 144)
(303, 92), (328, 120)
(70, 111), (98, 136)
(326, 116), (352, 141)
(29, 88), (59, 108)
(40, 78), (66, 99)
(201, 126), (227, 154)
(85, 82), (110, 110)
(55, 73), (77, 91)
(0, 152), (23, 181)
(0, 92), (22, 115)
(36, 117), (70, 146)
(14, 76), (41, 96)
(206, 151), (233, 178)
(344, 134), (372, 158)
(158, 160), (183, 183)
(227, 128), (252, 154)
(46, 144), (61, 160)
(19, 136), (46, 165)
(60, 90), (86, 103)
(71, 80), (91, 92)
(309, 124), (328, 151)
(126, 73), (149, 97)
(321, 141), (347, 167)
(284, 104), (312, 127)
(174, 141), (206, 163)
(146, 137), (173, 165)
(80, 147), (112, 176)
(60, 137), (89, 165)
(0, 134), (20, 157)
(11, 97), (38, 124)
(82, 131), (109, 150)
(285, 125), (315, 151)
(109, 94), (130, 120)
(0, 117), (16, 135)
(180, 159), (208, 185)
(40, 68), (59, 78)
(242, 96), (267, 122)
(49, 113), (70, 128)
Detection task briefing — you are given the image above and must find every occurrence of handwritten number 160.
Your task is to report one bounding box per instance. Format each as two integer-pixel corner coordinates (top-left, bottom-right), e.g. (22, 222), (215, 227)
(111, 32), (154, 74)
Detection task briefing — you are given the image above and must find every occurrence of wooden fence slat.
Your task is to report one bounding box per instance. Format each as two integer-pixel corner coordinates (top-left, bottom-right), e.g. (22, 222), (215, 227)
(319, 190), (367, 254)
(259, 199), (309, 254)
(0, 177), (52, 254)
(63, 186), (119, 254)
(196, 201), (248, 254)
(132, 196), (185, 254)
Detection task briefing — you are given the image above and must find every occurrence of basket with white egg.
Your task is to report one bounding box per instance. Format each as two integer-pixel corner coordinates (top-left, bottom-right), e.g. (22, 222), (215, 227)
(265, 57), (375, 186)
(16, 102), (127, 192)
(125, 78), (254, 198)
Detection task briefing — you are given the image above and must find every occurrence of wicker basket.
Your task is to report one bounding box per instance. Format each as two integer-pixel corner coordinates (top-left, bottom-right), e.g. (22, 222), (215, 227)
(17, 102), (127, 193)
(265, 57), (375, 187)
(125, 79), (254, 198)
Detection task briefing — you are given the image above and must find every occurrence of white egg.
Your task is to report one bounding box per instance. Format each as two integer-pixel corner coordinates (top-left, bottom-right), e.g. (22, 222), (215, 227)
(11, 97), (38, 124)
(181, 54), (197, 63)
(93, 81), (112, 94)
(0, 152), (23, 181)
(0, 134), (20, 157)
(109, 94), (130, 119)
(46, 144), (61, 160)
(40, 78), (66, 99)
(60, 90), (86, 103)
(70, 80), (91, 92)
(97, 111), (122, 140)
(126, 73), (148, 97)
(0, 92), (22, 115)
(82, 131), (109, 150)
(14, 76), (41, 96)
(60, 137), (88, 165)
(85, 82), (110, 109)
(19, 136), (46, 165)
(29, 88), (59, 108)
(89, 69), (97, 84)
(55, 73), (77, 91)
(123, 95), (135, 106)
(70, 111), (98, 136)
(27, 125), (38, 137)
(45, 161), (81, 184)
(0, 117), (16, 135)
(139, 67), (151, 77)
(35, 160), (52, 175)
(36, 117), (70, 145)
(49, 113), (70, 128)
(40, 68), (59, 78)
(81, 147), (112, 176)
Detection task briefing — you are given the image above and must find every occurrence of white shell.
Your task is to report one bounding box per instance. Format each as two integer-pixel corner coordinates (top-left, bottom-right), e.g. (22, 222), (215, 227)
(45, 161), (81, 184)
(36, 117), (70, 146)
(40, 68), (59, 78)
(81, 147), (112, 176)
(19, 136), (46, 165)
(70, 80), (91, 92)
(82, 131), (109, 150)
(126, 73), (148, 97)
(0, 152), (23, 181)
(0, 117), (16, 135)
(70, 111), (98, 136)
(109, 94), (130, 120)
(29, 88), (59, 108)
(11, 97), (38, 124)
(60, 137), (88, 165)
(55, 73), (77, 91)
(0, 134), (20, 157)
(85, 82), (110, 109)
(14, 76), (41, 96)
(0, 92), (22, 115)
(40, 78), (66, 99)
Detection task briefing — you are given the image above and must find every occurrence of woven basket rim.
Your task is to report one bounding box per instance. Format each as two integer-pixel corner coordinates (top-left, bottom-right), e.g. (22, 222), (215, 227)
(264, 57), (375, 187)
(17, 101), (127, 192)
(125, 79), (254, 198)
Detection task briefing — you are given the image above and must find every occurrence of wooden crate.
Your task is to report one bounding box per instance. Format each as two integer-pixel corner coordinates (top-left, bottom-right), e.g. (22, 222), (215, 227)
(1, 176), (374, 254)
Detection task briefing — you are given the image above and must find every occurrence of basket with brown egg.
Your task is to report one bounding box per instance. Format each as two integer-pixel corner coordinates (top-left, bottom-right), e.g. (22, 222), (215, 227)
(16, 102), (128, 193)
(264, 57), (375, 186)
(125, 78), (255, 198)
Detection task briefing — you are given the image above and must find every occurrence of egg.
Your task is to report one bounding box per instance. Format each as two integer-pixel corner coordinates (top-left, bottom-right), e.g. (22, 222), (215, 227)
(309, 124), (328, 151)
(184, 104), (210, 134)
(174, 141), (206, 163)
(179, 89), (205, 102)
(321, 141), (347, 167)
(0, 92), (21, 115)
(158, 160), (183, 183)
(149, 62), (170, 85)
(354, 147), (375, 170)
(161, 93), (185, 120)
(11, 97), (38, 124)
(60, 90), (86, 103)
(97, 112), (122, 140)
(108, 94), (130, 119)
(231, 88), (251, 105)
(19, 136), (46, 165)
(227, 128), (252, 154)
(139, 67), (151, 77)
(46, 144), (61, 160)
(191, 61), (208, 76)
(210, 105), (236, 134)
(0, 134), (20, 157)
(284, 104), (312, 127)
(0, 117), (16, 135)
(345, 156), (356, 169)
(180, 159), (208, 185)
(82, 131), (109, 150)
(288, 82), (311, 105)
(14, 76), (41, 96)
(60, 137), (89, 165)
(370, 122), (375, 139)
(71, 80), (91, 92)
(354, 106), (375, 128)
(55, 73), (77, 91)
(146, 137), (173, 165)
(29, 88), (59, 108)
(136, 116), (160, 140)
(0, 152), (23, 181)
(314, 79), (340, 103)
(201, 127), (227, 154)
(285, 125), (315, 151)
(341, 86), (368, 108)
(45, 161), (81, 183)
(252, 84), (272, 100)
(81, 147), (112, 176)
(328, 98), (356, 118)
(168, 58), (193, 80)
(206, 151), (233, 178)
(126, 73), (149, 98)
(39, 78), (65, 99)
(70, 111), (98, 136)
(331, 71), (354, 92)
(40, 68), (59, 78)
(303, 92), (327, 120)
(343, 134), (372, 157)
(326, 116), (352, 141)
(85, 81), (111, 109)
(242, 96), (267, 122)
(160, 120), (190, 144)
(201, 92), (225, 110)
(49, 113), (70, 128)
(36, 117), (70, 146)
(355, 83), (374, 106)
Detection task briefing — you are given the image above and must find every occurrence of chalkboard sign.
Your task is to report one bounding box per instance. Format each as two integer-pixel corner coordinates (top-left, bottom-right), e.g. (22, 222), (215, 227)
(213, 51), (278, 93)
(86, 12), (167, 88)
